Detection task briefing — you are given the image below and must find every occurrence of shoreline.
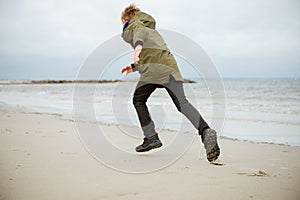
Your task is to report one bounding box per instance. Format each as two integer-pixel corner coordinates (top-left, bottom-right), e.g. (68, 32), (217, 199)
(1, 104), (296, 148)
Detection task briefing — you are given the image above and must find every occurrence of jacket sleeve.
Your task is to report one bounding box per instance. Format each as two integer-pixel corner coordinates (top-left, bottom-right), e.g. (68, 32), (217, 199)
(132, 21), (146, 48)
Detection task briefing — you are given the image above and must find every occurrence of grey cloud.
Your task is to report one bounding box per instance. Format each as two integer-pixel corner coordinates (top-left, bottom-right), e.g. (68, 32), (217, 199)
(0, 0), (299, 79)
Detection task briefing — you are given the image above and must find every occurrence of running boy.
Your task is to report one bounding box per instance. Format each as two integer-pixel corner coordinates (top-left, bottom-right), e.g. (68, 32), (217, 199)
(120, 4), (220, 162)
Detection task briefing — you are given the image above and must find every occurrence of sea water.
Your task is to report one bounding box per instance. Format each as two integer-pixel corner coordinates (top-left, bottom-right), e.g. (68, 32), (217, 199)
(0, 79), (299, 146)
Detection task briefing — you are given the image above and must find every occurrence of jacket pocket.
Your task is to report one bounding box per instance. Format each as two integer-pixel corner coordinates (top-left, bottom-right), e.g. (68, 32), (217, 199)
(140, 66), (149, 74)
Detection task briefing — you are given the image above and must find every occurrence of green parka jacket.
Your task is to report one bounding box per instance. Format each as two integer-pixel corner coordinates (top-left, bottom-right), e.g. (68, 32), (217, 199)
(122, 11), (184, 84)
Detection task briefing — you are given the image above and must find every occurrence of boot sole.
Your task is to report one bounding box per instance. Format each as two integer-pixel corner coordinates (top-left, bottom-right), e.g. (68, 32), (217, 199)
(204, 129), (220, 162)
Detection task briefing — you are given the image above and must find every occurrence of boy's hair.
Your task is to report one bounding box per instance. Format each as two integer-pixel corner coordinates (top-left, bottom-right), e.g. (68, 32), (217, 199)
(121, 3), (141, 21)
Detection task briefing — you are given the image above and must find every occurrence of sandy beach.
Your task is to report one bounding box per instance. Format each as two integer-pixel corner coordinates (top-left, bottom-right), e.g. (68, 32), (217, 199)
(0, 106), (299, 200)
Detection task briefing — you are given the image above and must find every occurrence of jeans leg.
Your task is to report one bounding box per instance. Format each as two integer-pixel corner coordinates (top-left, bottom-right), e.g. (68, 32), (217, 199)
(133, 82), (158, 138)
(165, 76), (209, 135)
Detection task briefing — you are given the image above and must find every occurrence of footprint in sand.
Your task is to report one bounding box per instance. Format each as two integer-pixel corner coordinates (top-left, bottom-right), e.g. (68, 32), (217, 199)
(237, 170), (269, 177)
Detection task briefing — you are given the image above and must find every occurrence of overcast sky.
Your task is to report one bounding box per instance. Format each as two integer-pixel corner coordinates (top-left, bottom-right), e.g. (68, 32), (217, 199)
(0, 0), (299, 80)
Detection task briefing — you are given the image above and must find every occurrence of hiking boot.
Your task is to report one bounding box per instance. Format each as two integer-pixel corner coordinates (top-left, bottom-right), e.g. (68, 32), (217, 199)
(136, 134), (163, 152)
(201, 128), (220, 162)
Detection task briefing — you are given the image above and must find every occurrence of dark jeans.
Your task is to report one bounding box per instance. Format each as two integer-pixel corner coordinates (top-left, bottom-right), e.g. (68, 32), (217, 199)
(133, 76), (209, 138)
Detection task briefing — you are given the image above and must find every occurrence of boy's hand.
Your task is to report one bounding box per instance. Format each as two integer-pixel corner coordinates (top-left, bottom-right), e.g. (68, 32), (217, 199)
(121, 65), (133, 75)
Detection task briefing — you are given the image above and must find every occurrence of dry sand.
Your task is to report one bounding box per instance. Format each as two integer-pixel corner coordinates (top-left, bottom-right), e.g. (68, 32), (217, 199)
(0, 106), (299, 200)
